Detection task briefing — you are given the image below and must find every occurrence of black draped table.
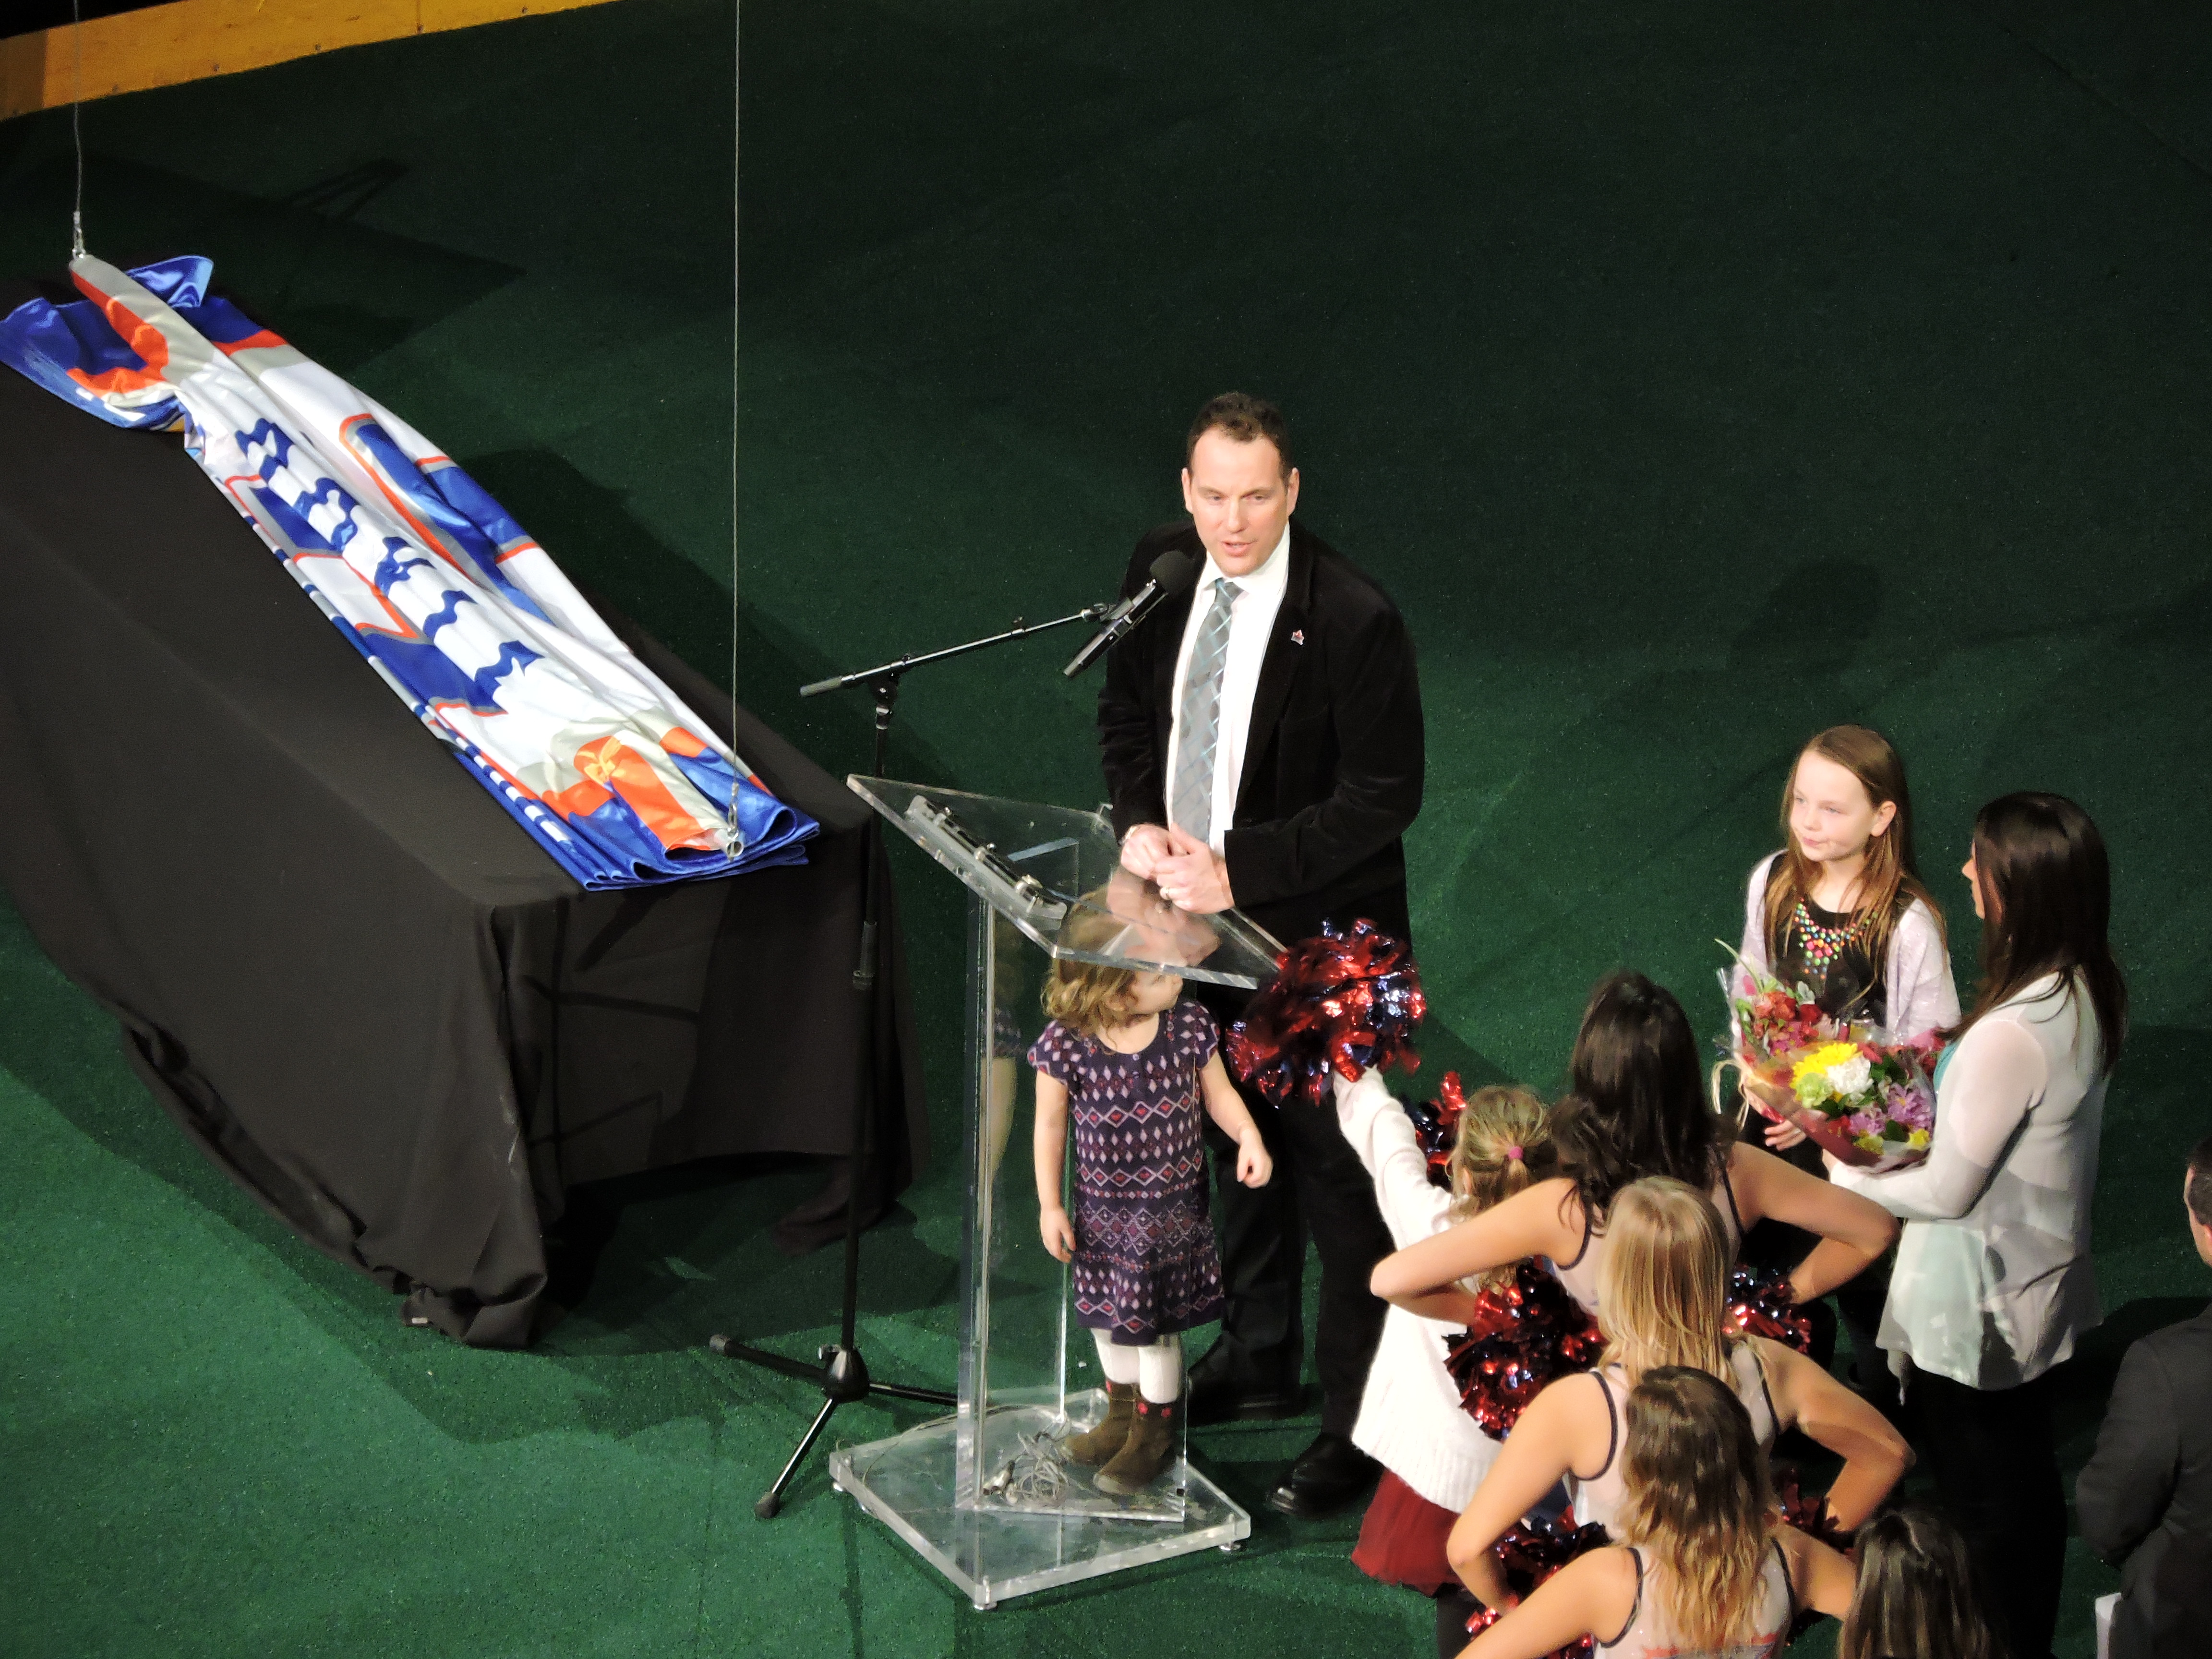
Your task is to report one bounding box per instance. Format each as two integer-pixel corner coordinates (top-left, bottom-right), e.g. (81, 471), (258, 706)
(0, 309), (925, 1345)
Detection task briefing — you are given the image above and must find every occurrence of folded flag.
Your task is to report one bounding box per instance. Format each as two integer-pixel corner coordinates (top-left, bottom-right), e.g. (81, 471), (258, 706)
(1, 254), (816, 889)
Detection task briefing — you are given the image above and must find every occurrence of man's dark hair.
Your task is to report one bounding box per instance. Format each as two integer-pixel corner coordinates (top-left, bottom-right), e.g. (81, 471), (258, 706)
(2189, 1132), (2212, 1227)
(1185, 392), (1293, 479)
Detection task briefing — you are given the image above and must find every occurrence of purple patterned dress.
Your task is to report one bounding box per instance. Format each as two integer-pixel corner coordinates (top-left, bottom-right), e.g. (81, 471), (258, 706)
(1027, 999), (1227, 1345)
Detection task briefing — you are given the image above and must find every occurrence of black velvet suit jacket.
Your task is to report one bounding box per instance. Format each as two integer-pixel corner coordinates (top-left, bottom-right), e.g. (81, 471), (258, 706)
(1096, 518), (1423, 949)
(2077, 1301), (2212, 1659)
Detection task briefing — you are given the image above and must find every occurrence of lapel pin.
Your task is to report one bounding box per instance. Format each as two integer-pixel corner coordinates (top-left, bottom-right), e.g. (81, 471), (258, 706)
(1289, 629), (1305, 646)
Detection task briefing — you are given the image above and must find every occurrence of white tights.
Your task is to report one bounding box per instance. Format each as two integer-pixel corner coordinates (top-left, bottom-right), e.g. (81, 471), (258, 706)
(1092, 1329), (1183, 1405)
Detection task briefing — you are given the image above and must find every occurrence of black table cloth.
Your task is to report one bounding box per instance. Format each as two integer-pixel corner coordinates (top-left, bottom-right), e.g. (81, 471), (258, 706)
(0, 305), (925, 1346)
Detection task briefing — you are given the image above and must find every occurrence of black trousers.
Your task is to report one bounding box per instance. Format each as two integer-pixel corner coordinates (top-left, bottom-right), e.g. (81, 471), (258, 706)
(1193, 887), (1407, 1439)
(1909, 1365), (2068, 1659)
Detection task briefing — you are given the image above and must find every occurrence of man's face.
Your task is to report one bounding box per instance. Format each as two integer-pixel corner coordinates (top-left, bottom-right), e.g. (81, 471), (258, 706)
(2186, 1170), (2212, 1268)
(1181, 429), (1299, 576)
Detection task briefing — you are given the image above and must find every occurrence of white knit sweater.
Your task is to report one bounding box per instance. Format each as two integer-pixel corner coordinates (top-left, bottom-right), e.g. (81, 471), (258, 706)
(1335, 1068), (1502, 1512)
(1739, 851), (1958, 1041)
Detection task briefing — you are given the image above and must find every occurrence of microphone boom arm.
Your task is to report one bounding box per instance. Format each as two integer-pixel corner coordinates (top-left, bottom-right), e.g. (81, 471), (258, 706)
(800, 605), (1112, 699)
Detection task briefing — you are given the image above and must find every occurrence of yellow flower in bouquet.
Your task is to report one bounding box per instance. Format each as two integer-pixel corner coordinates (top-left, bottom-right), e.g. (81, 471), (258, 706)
(1790, 1041), (1866, 1106)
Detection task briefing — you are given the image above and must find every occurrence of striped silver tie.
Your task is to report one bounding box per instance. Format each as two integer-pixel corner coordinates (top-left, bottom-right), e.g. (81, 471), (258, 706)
(1169, 578), (1241, 843)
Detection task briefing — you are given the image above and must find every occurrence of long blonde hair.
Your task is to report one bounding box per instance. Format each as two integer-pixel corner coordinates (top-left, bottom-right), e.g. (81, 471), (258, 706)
(1445, 1087), (1554, 1288)
(1618, 1367), (1779, 1654)
(1764, 725), (1944, 994)
(1595, 1178), (1735, 1382)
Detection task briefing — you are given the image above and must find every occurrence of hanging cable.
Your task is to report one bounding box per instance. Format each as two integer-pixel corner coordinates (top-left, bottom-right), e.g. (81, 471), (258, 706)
(727, 0), (742, 842)
(70, 0), (87, 259)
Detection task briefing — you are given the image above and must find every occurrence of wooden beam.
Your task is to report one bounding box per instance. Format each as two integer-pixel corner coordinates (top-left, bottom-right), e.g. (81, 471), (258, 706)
(1, 0), (623, 123)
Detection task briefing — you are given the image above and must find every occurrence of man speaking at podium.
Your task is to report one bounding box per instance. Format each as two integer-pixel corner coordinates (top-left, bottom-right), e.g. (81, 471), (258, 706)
(1096, 392), (1425, 1517)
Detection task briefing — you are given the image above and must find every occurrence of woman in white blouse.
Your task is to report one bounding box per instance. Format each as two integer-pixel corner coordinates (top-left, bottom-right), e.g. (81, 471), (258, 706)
(1829, 792), (2128, 1659)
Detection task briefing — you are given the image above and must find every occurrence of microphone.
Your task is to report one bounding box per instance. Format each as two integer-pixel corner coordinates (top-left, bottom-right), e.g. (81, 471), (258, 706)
(1061, 550), (1199, 678)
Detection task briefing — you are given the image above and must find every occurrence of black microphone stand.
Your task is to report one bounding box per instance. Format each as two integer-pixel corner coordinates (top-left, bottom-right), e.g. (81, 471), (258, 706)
(708, 601), (1109, 1519)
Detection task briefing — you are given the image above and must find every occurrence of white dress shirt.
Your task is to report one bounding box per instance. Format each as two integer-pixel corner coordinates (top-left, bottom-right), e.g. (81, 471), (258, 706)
(1161, 524), (1291, 852)
(1830, 972), (2107, 1390)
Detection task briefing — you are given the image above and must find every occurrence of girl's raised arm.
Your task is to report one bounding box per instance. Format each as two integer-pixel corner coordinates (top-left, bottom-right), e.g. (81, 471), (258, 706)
(1779, 1525), (1859, 1621)
(1370, 1177), (1584, 1308)
(1727, 1142), (1898, 1301)
(1445, 1372), (1601, 1611)
(1456, 1548), (1635, 1659)
(1753, 1337), (1910, 1529)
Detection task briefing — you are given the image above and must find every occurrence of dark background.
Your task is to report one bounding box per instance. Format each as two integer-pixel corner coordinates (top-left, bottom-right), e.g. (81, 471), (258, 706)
(0, 0), (2208, 1652)
(5, 0), (169, 36)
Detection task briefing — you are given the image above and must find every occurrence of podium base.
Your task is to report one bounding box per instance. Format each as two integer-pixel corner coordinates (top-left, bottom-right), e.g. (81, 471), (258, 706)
(827, 1405), (1251, 1610)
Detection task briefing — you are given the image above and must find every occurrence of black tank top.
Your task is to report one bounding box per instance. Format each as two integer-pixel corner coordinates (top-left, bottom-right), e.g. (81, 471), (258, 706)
(1763, 859), (1887, 1028)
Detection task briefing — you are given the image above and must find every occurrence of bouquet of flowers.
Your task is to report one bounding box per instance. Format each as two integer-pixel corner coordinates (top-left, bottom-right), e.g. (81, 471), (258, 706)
(1715, 946), (1938, 1173)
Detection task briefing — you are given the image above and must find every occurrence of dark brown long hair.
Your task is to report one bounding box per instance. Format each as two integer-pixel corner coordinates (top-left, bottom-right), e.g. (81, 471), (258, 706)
(1764, 725), (1944, 979)
(1618, 1368), (1777, 1654)
(1552, 973), (1723, 1223)
(1955, 792), (2127, 1075)
(1839, 1507), (2000, 1659)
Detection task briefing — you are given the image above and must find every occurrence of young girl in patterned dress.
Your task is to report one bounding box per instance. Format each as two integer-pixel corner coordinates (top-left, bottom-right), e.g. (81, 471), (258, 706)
(1030, 941), (1273, 1496)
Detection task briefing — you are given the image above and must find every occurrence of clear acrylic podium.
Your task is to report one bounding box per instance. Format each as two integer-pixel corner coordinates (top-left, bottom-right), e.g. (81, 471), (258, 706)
(826, 778), (1283, 1608)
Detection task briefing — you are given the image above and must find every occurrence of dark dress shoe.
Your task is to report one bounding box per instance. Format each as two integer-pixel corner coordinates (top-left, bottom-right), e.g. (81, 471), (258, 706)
(1185, 1338), (1304, 1425)
(1266, 1431), (1379, 1518)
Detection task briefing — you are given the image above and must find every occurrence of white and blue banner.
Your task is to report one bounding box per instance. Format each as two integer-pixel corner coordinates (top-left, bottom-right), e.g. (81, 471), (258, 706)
(1, 255), (815, 889)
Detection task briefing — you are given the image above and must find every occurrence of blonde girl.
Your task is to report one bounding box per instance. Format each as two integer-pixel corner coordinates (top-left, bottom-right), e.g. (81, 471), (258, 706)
(1456, 1368), (1856, 1659)
(1443, 1179), (1907, 1615)
(1335, 1070), (1556, 1654)
(1029, 911), (1271, 1496)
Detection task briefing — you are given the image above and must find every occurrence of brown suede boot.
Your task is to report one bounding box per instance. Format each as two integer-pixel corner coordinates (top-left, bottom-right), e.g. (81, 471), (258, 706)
(1063, 1382), (1137, 1466)
(1094, 1396), (1177, 1496)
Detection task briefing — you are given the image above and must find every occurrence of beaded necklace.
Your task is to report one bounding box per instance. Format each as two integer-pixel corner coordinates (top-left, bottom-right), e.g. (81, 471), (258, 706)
(1791, 900), (1870, 972)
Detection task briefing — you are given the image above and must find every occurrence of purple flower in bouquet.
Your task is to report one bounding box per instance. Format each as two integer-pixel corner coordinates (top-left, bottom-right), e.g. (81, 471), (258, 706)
(1845, 1110), (1885, 1140)
(1885, 1083), (1933, 1131)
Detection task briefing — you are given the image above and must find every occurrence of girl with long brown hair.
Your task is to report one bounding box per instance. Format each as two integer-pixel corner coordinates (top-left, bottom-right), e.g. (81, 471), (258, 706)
(1732, 725), (1958, 1404)
(1371, 972), (1897, 1331)
(1837, 1507), (2000, 1659)
(1739, 724), (1956, 1042)
(1829, 791), (2126, 1659)
(1452, 1368), (1855, 1659)
(1442, 1179), (1906, 1617)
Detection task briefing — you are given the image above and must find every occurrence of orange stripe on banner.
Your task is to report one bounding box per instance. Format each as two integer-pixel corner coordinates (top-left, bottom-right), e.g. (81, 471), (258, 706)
(1, 0), (624, 124)
(542, 777), (613, 818)
(573, 735), (718, 853)
(216, 328), (287, 355)
(661, 727), (708, 758)
(63, 268), (172, 395)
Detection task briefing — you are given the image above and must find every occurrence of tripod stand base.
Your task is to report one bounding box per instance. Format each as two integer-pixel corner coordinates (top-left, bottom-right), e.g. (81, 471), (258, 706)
(827, 1406), (1250, 1611)
(708, 1335), (957, 1519)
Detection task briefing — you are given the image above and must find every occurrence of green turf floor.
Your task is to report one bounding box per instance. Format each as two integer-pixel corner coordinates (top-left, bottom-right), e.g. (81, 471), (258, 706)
(2, 1), (2209, 1652)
